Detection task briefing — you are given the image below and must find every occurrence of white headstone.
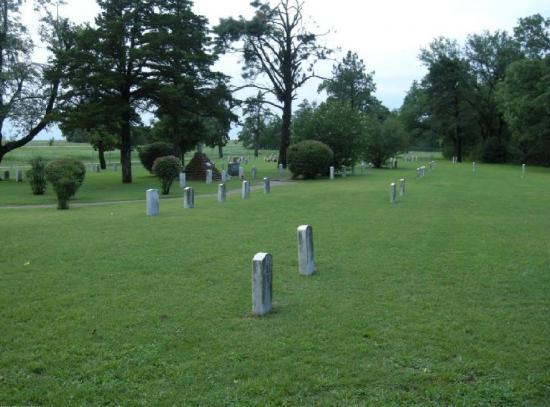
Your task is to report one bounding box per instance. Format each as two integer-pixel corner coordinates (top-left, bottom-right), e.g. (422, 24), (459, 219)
(221, 170), (227, 183)
(330, 166), (335, 180)
(278, 163), (284, 174)
(146, 189), (159, 216)
(416, 168), (421, 178)
(522, 164), (526, 177)
(218, 183), (226, 202)
(263, 177), (270, 194)
(242, 180), (250, 199)
(400, 178), (405, 196)
(390, 183), (397, 204)
(252, 252), (272, 316)
(297, 225), (315, 276)
(15, 169), (23, 182)
(239, 166), (245, 179)
(206, 169), (212, 184)
(183, 187), (194, 209)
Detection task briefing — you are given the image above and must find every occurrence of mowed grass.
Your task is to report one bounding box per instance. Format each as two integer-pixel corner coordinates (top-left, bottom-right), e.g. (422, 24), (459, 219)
(0, 160), (549, 405)
(0, 142), (281, 206)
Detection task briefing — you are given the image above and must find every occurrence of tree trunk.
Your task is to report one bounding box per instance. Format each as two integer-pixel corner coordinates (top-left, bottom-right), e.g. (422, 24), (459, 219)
(218, 144), (223, 159)
(98, 142), (106, 170)
(120, 120), (132, 183)
(279, 96), (292, 168)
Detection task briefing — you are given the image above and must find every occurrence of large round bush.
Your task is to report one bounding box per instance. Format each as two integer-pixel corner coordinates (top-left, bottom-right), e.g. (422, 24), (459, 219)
(288, 140), (334, 179)
(45, 158), (86, 209)
(138, 142), (174, 173)
(152, 155), (182, 195)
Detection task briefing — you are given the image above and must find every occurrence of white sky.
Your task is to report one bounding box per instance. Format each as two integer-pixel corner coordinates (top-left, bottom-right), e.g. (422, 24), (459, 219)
(20, 0), (550, 139)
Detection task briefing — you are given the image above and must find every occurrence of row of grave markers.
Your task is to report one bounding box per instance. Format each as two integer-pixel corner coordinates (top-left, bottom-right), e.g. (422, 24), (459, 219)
(146, 178), (272, 216)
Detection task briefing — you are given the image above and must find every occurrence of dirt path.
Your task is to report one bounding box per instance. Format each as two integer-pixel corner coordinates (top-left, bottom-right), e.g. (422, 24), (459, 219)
(0, 180), (296, 210)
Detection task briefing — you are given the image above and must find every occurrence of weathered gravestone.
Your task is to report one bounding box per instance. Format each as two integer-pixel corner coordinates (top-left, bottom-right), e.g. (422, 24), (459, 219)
(330, 166), (335, 180)
(146, 189), (159, 216)
(206, 169), (213, 184)
(252, 252), (272, 316)
(183, 187), (194, 209)
(390, 183), (397, 204)
(179, 172), (186, 188)
(15, 169), (23, 182)
(400, 178), (405, 197)
(263, 177), (270, 194)
(297, 225), (315, 276)
(242, 180), (250, 199)
(218, 183), (226, 203)
(221, 170), (227, 183)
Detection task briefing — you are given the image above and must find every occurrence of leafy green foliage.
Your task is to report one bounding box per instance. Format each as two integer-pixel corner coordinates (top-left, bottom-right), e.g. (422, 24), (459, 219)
(44, 158), (86, 209)
(496, 57), (550, 165)
(26, 157), (47, 195)
(152, 155), (182, 195)
(363, 114), (408, 168)
(138, 142), (174, 173)
(293, 100), (365, 168)
(287, 140), (333, 179)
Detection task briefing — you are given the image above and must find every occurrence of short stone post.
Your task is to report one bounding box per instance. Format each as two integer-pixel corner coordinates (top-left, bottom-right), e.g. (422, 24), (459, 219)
(522, 164), (526, 177)
(242, 180), (250, 199)
(400, 178), (405, 196)
(218, 183), (226, 203)
(179, 172), (186, 188)
(278, 163), (284, 174)
(390, 183), (397, 204)
(3, 170), (9, 180)
(263, 177), (270, 194)
(252, 166), (257, 180)
(252, 253), (272, 316)
(297, 225), (315, 276)
(183, 187), (194, 209)
(221, 170), (227, 183)
(239, 165), (245, 179)
(146, 189), (159, 216)
(15, 169), (23, 182)
(330, 166), (335, 180)
(206, 169), (213, 185)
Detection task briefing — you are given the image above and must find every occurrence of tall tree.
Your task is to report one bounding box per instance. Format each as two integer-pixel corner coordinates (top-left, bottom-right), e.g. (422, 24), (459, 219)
(318, 50), (377, 112)
(240, 92), (273, 157)
(420, 37), (477, 161)
(0, 1), (70, 165)
(513, 14), (550, 59)
(399, 81), (438, 150)
(215, 0), (331, 167)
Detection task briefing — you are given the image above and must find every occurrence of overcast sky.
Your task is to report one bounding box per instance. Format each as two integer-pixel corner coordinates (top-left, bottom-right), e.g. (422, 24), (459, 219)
(21, 0), (549, 139)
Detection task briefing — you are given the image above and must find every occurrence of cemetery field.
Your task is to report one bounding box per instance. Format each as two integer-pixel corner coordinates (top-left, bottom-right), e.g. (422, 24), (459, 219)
(1, 160), (549, 404)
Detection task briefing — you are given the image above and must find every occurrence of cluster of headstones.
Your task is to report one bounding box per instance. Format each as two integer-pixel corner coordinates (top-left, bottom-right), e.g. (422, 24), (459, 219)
(87, 163), (118, 172)
(405, 155), (419, 162)
(2, 169), (23, 182)
(389, 178), (406, 204)
(329, 162), (368, 180)
(146, 177), (272, 216)
(252, 224), (315, 316)
(228, 155), (250, 165)
(264, 154), (278, 163)
(388, 157), (398, 169)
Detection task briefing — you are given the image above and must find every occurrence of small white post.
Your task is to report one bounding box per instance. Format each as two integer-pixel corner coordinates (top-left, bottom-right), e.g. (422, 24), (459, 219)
(297, 225), (315, 276)
(15, 169), (23, 182)
(242, 180), (250, 199)
(146, 189), (159, 216)
(206, 169), (212, 184)
(183, 187), (194, 209)
(218, 183), (226, 202)
(278, 163), (284, 174)
(239, 166), (245, 179)
(252, 253), (273, 316)
(400, 178), (405, 197)
(263, 177), (270, 194)
(179, 172), (186, 189)
(330, 166), (335, 180)
(522, 164), (526, 177)
(390, 183), (397, 204)
(221, 170), (227, 183)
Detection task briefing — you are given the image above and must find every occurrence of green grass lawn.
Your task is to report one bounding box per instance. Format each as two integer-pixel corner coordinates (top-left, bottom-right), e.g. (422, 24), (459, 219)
(1, 159), (549, 404)
(0, 142), (281, 206)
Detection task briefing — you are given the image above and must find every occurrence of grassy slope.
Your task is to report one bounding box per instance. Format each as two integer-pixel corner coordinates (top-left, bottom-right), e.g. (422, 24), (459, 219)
(0, 160), (549, 405)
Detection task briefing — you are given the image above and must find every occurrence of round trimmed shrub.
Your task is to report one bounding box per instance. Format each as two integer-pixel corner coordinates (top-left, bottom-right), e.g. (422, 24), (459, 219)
(27, 156), (47, 195)
(45, 158), (86, 209)
(138, 142), (174, 173)
(288, 140), (334, 179)
(152, 155), (182, 195)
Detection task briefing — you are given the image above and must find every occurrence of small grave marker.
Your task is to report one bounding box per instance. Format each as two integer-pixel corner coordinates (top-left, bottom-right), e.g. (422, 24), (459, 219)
(297, 225), (315, 276)
(252, 253), (273, 316)
(146, 189), (159, 216)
